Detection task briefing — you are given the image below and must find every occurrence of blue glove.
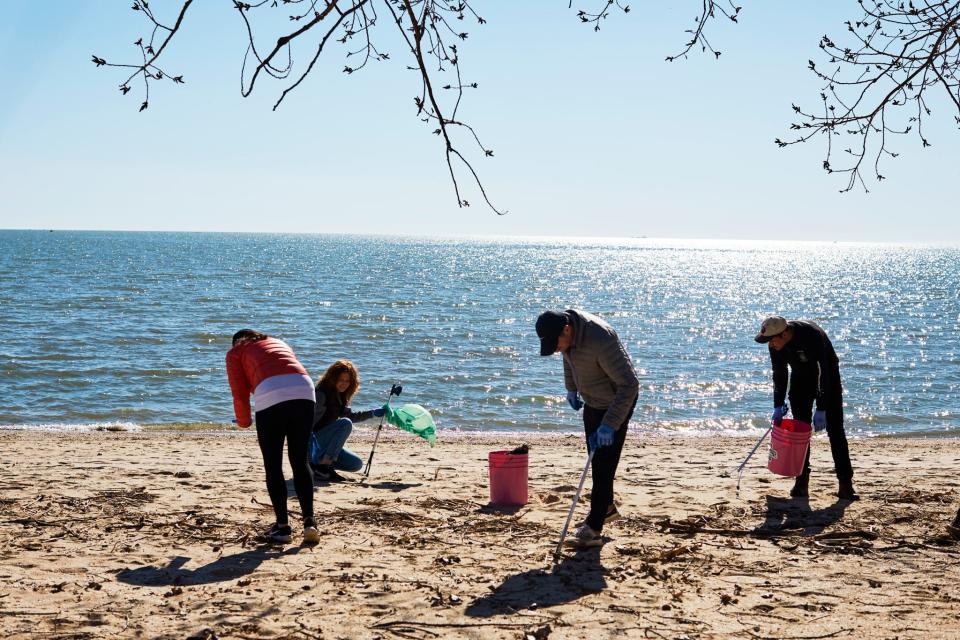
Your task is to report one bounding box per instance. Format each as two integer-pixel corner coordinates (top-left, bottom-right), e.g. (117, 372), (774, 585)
(373, 406), (386, 417)
(813, 410), (827, 432)
(566, 391), (583, 411)
(771, 405), (788, 426)
(588, 424), (615, 451)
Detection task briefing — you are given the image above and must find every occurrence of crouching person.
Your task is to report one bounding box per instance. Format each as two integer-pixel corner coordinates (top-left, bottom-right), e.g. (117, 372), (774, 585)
(311, 360), (384, 482)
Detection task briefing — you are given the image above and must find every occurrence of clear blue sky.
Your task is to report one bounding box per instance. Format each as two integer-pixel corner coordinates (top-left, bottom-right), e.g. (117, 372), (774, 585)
(1, 1), (957, 241)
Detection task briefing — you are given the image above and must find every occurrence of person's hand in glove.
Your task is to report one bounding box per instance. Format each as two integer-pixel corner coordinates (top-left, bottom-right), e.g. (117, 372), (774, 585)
(813, 410), (827, 432)
(771, 404), (788, 426)
(373, 406), (386, 417)
(588, 424), (615, 451)
(566, 391), (583, 411)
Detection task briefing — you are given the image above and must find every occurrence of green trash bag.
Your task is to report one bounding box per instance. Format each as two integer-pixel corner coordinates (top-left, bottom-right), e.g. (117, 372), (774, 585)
(383, 403), (437, 447)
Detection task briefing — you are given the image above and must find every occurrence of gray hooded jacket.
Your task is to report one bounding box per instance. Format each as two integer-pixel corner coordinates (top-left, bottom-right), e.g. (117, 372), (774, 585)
(561, 309), (639, 429)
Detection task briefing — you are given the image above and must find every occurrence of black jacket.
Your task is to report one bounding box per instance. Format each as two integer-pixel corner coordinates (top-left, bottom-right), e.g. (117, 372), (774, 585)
(313, 386), (375, 431)
(769, 320), (841, 410)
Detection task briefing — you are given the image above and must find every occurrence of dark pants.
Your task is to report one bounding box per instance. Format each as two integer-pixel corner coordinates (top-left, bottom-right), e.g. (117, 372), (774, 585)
(789, 384), (853, 482)
(582, 399), (635, 532)
(255, 399), (315, 525)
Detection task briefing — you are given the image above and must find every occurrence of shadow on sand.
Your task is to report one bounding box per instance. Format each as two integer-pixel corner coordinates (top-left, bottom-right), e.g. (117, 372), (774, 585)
(757, 495), (852, 536)
(116, 545), (302, 587)
(360, 481), (423, 492)
(465, 547), (606, 617)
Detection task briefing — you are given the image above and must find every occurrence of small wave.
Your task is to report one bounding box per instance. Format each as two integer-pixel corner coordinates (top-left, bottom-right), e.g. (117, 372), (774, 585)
(0, 421), (142, 433)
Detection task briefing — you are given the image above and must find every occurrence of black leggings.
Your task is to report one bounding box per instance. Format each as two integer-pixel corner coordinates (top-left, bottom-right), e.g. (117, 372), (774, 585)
(582, 399), (636, 532)
(255, 399), (315, 525)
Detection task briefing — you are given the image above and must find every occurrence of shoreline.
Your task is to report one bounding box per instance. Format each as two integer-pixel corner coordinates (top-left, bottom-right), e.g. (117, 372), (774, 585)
(2, 422), (960, 440)
(1, 430), (958, 639)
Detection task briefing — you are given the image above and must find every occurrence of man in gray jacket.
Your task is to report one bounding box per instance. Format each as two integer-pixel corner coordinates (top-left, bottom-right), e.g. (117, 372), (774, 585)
(536, 309), (639, 548)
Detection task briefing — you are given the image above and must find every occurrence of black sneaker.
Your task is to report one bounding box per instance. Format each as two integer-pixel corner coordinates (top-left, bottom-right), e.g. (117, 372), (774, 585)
(313, 464), (347, 483)
(326, 468), (347, 483)
(837, 479), (860, 501)
(948, 509), (960, 540)
(790, 475), (809, 498)
(267, 523), (292, 544)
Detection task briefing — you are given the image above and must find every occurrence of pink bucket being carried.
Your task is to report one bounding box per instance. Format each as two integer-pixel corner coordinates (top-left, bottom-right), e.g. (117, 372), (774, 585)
(768, 418), (812, 477)
(488, 450), (528, 506)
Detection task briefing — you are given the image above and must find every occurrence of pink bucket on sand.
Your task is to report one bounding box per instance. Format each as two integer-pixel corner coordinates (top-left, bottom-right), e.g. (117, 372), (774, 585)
(488, 450), (528, 506)
(768, 418), (812, 477)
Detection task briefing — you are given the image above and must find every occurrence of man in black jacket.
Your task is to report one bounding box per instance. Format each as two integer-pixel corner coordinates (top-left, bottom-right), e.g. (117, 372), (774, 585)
(755, 315), (858, 500)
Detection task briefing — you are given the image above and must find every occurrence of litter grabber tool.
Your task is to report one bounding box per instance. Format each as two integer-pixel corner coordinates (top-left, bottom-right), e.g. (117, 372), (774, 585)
(361, 383), (402, 482)
(735, 425), (772, 494)
(554, 448), (596, 562)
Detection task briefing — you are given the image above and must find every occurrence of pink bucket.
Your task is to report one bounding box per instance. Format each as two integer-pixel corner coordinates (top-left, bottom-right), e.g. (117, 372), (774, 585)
(488, 451), (528, 506)
(768, 418), (812, 477)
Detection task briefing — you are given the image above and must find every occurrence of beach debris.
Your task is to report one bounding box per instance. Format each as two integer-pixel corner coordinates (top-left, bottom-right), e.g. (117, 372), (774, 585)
(524, 624), (552, 640)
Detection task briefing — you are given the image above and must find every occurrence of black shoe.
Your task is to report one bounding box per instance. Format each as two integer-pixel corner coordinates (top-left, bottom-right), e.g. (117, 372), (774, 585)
(267, 523), (292, 544)
(790, 476), (809, 498)
(837, 479), (860, 501)
(948, 510), (960, 540)
(313, 464), (346, 483)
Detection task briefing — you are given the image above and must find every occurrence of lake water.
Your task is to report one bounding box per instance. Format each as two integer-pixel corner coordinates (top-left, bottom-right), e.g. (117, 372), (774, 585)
(2, 230), (958, 436)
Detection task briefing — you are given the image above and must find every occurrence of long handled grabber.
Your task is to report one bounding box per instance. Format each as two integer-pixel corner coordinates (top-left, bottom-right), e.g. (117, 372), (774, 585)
(361, 383), (402, 482)
(553, 448), (596, 562)
(735, 425), (772, 493)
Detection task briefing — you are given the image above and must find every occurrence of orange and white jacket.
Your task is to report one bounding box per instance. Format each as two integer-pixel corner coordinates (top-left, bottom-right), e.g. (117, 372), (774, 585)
(226, 337), (314, 428)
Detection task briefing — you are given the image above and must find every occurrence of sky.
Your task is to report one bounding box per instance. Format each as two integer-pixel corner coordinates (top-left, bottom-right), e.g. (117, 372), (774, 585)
(0, 1), (958, 241)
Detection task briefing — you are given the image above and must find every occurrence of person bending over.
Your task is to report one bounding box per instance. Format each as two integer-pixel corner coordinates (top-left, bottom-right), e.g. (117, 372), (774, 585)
(226, 329), (319, 544)
(755, 315), (858, 501)
(312, 359), (384, 482)
(536, 309), (639, 548)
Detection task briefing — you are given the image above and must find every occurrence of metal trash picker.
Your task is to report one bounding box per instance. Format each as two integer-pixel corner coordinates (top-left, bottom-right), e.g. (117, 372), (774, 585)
(553, 448), (596, 562)
(361, 383), (402, 482)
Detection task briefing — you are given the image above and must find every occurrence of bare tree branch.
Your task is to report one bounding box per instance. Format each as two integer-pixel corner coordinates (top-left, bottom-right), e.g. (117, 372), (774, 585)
(776, 1), (960, 192)
(92, 1), (960, 208)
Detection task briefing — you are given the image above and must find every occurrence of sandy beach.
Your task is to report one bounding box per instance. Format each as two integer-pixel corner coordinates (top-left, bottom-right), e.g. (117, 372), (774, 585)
(1, 429), (958, 639)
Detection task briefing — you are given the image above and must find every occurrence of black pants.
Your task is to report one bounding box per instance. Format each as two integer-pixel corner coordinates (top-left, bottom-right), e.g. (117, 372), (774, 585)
(789, 385), (853, 482)
(255, 399), (315, 525)
(582, 399), (635, 532)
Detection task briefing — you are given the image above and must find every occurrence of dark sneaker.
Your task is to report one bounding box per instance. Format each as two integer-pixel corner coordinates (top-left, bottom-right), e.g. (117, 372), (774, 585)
(303, 518), (320, 544)
(564, 524), (602, 548)
(948, 510), (960, 540)
(837, 479), (860, 501)
(313, 464), (346, 483)
(790, 476), (809, 498)
(326, 468), (347, 483)
(267, 523), (292, 544)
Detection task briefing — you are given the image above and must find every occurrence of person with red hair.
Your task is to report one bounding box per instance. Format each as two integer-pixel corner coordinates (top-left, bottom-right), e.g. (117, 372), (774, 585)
(311, 359), (385, 482)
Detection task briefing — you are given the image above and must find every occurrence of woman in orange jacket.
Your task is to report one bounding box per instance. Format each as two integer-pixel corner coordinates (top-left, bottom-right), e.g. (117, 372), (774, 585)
(226, 329), (319, 544)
